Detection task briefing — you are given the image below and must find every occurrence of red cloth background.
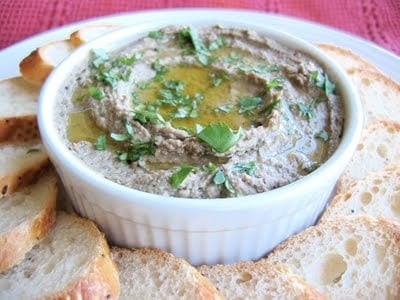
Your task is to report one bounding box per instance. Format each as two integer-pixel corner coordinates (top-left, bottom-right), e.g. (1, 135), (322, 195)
(0, 0), (399, 55)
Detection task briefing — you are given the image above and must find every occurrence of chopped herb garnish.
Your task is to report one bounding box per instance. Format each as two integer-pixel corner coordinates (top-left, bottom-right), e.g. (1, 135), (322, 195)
(91, 49), (109, 68)
(315, 130), (330, 141)
(133, 104), (165, 125)
(263, 99), (281, 116)
(197, 123), (242, 153)
(95, 135), (107, 150)
(238, 97), (263, 114)
(224, 51), (243, 64)
(151, 58), (169, 82)
(213, 170), (235, 194)
(209, 72), (230, 87)
(114, 53), (142, 66)
(116, 139), (156, 163)
(202, 162), (218, 173)
(170, 165), (197, 188)
(237, 64), (279, 75)
(214, 103), (234, 113)
(148, 30), (164, 39)
(233, 162), (256, 176)
(177, 27), (216, 66)
(88, 86), (105, 100)
(208, 37), (227, 51)
(310, 70), (336, 96)
(291, 98), (325, 120)
(266, 78), (285, 91)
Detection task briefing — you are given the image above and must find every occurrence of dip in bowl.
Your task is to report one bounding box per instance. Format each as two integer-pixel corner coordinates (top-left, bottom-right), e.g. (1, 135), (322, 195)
(38, 19), (362, 265)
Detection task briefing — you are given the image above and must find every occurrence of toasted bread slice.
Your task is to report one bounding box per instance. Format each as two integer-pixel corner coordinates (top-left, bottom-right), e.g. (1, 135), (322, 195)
(266, 215), (400, 298)
(70, 24), (119, 46)
(316, 43), (380, 73)
(321, 165), (400, 223)
(111, 247), (223, 300)
(0, 141), (50, 198)
(0, 169), (57, 271)
(198, 260), (324, 299)
(346, 68), (400, 125)
(337, 121), (400, 193)
(0, 212), (120, 299)
(0, 77), (39, 143)
(19, 39), (75, 85)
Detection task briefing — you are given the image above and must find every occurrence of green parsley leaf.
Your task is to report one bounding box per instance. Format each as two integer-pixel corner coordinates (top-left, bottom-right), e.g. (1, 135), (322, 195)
(151, 58), (169, 82)
(148, 30), (164, 39)
(117, 139), (156, 163)
(310, 70), (336, 96)
(214, 103), (234, 113)
(213, 169), (226, 185)
(238, 97), (263, 114)
(224, 51), (243, 64)
(213, 170), (235, 194)
(95, 135), (107, 150)
(87, 86), (105, 100)
(133, 104), (165, 125)
(209, 72), (230, 87)
(233, 161), (256, 176)
(197, 123), (242, 153)
(315, 130), (330, 141)
(263, 99), (281, 116)
(208, 37), (227, 51)
(266, 78), (285, 91)
(114, 53), (142, 66)
(202, 162), (218, 173)
(91, 49), (109, 68)
(170, 165), (197, 188)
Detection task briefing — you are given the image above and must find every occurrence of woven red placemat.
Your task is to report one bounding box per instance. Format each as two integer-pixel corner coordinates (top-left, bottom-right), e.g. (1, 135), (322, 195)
(0, 0), (399, 55)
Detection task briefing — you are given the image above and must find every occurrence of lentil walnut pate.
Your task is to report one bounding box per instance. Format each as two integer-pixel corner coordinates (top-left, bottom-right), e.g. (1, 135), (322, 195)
(60, 25), (343, 198)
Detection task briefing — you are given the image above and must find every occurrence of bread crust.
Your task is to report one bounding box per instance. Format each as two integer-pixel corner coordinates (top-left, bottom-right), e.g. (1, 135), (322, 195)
(52, 231), (120, 300)
(19, 49), (54, 85)
(0, 115), (39, 143)
(0, 171), (57, 271)
(69, 24), (119, 46)
(0, 153), (50, 198)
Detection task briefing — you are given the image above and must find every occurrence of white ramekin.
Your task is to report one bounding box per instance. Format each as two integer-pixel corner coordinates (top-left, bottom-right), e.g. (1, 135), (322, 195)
(38, 18), (363, 265)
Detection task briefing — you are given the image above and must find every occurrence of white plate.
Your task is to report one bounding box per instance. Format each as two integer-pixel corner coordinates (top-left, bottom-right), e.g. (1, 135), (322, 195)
(0, 8), (399, 82)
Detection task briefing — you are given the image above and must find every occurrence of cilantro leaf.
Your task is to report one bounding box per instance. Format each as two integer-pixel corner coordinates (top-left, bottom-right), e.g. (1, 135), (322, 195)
(151, 58), (169, 82)
(213, 170), (235, 194)
(171, 165), (197, 188)
(197, 123), (242, 153)
(238, 97), (263, 114)
(237, 64), (279, 75)
(315, 130), (330, 141)
(233, 161), (256, 176)
(95, 135), (107, 150)
(87, 86), (105, 100)
(266, 78), (285, 91)
(310, 70), (336, 96)
(263, 99), (281, 116)
(214, 103), (234, 113)
(148, 30), (164, 39)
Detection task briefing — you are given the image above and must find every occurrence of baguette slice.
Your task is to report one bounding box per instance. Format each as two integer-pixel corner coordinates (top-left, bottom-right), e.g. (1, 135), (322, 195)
(0, 212), (120, 299)
(111, 247), (224, 300)
(266, 215), (400, 299)
(0, 141), (49, 198)
(0, 169), (57, 271)
(346, 68), (400, 125)
(316, 43), (381, 73)
(198, 260), (324, 299)
(321, 165), (400, 222)
(19, 39), (75, 85)
(70, 24), (119, 46)
(0, 77), (39, 143)
(337, 120), (400, 193)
